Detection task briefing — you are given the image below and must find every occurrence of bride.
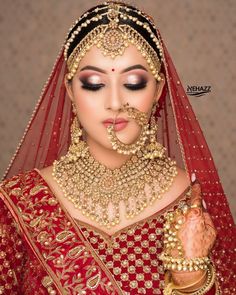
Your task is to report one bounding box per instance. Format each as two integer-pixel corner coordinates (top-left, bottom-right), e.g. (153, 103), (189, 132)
(0, 1), (235, 294)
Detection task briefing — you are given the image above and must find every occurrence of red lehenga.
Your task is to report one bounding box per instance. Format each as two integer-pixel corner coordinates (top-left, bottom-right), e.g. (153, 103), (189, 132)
(0, 170), (219, 294)
(0, 23), (235, 294)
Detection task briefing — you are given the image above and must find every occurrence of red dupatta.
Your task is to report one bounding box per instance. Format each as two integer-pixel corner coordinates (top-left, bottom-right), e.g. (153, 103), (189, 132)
(1, 17), (235, 295)
(0, 169), (123, 294)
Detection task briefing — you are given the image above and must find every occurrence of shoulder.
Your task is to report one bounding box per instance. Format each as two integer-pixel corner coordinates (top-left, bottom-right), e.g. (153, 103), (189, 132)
(0, 169), (53, 208)
(37, 166), (53, 183)
(0, 169), (37, 192)
(170, 166), (191, 198)
(37, 165), (61, 197)
(173, 166), (191, 194)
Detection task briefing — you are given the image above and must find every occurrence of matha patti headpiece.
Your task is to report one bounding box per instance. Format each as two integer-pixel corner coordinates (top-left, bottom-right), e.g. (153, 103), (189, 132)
(64, 1), (163, 81)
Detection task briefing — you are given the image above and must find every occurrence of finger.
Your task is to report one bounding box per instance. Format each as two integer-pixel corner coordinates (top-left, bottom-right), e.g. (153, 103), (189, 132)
(203, 212), (216, 232)
(190, 182), (202, 208)
(203, 213), (217, 250)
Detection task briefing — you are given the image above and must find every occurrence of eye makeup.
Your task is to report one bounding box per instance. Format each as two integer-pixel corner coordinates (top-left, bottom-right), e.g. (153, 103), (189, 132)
(78, 71), (148, 92)
(123, 74), (148, 91)
(79, 74), (105, 91)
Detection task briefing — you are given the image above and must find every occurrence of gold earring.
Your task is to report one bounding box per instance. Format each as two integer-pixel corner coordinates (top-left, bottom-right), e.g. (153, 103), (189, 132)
(106, 103), (149, 155)
(67, 116), (88, 162)
(144, 103), (166, 159)
(72, 103), (77, 115)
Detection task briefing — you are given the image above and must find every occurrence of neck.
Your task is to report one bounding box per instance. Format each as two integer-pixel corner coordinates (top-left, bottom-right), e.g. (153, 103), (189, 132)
(86, 136), (132, 170)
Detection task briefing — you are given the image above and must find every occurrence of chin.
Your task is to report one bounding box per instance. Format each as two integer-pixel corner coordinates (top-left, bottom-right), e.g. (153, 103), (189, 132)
(116, 129), (141, 145)
(87, 126), (141, 149)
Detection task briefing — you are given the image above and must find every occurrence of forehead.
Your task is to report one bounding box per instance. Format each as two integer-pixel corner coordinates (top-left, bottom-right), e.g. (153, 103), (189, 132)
(78, 44), (149, 70)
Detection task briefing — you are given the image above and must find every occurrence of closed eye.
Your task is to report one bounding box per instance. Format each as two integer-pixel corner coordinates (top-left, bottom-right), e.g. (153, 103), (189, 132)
(124, 81), (147, 90)
(81, 82), (105, 91)
(80, 82), (147, 91)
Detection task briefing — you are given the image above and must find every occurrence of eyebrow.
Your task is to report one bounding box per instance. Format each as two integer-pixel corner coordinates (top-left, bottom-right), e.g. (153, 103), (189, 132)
(79, 64), (148, 74)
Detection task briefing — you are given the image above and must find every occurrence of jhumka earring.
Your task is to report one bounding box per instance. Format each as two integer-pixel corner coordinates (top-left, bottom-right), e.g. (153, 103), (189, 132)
(67, 110), (89, 162)
(106, 103), (149, 155)
(144, 103), (166, 159)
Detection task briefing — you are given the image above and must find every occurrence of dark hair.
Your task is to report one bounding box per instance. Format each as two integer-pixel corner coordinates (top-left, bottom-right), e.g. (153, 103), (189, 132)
(65, 1), (161, 61)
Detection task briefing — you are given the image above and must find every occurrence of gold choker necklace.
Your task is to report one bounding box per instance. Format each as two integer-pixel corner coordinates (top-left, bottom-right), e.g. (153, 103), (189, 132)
(52, 145), (178, 228)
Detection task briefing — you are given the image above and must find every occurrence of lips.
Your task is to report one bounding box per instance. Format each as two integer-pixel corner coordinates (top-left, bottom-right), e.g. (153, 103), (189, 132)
(103, 118), (128, 132)
(103, 118), (128, 124)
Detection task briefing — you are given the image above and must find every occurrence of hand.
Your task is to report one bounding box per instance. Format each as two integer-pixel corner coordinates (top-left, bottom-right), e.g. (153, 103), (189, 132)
(163, 180), (217, 287)
(171, 181), (217, 259)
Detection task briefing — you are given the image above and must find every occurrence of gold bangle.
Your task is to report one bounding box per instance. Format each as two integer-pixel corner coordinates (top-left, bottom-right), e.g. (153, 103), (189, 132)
(176, 271), (207, 292)
(164, 270), (206, 294)
(160, 253), (211, 272)
(164, 271), (207, 294)
(164, 264), (216, 295)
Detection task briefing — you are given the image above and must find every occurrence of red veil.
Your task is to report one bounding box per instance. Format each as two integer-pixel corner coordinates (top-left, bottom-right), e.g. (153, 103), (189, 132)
(2, 26), (235, 293)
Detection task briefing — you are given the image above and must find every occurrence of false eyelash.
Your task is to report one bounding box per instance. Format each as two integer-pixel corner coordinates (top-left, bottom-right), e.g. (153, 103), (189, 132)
(81, 82), (147, 91)
(124, 81), (147, 90)
(81, 83), (105, 91)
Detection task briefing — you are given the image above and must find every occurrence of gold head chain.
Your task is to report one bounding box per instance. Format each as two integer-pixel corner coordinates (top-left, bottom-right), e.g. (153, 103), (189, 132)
(64, 1), (163, 81)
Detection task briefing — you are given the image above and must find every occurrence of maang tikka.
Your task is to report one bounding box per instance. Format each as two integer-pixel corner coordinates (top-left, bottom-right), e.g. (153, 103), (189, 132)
(64, 2), (163, 82)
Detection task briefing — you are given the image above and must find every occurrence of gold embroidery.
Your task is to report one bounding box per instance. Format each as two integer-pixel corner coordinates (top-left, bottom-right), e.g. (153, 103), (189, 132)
(121, 273), (128, 281)
(4, 179), (19, 188)
(11, 188), (22, 196)
(42, 275), (53, 288)
(130, 280), (138, 288)
(30, 216), (43, 228)
(113, 267), (121, 275)
(0, 251), (6, 259)
(48, 197), (58, 206)
(41, 275), (57, 295)
(30, 185), (48, 195)
(86, 271), (101, 290)
(67, 245), (85, 259)
(37, 231), (49, 243)
(144, 280), (153, 288)
(55, 230), (74, 242)
(1, 169), (193, 294)
(152, 273), (159, 280)
(136, 273), (144, 281)
(2, 171), (119, 295)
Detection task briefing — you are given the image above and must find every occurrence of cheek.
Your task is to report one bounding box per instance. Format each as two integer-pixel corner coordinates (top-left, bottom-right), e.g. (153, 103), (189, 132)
(72, 85), (100, 114)
(129, 84), (156, 113)
(71, 88), (104, 133)
(75, 96), (96, 113)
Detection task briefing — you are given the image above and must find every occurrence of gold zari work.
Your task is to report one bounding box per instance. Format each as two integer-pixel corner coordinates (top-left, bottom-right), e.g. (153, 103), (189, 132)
(53, 146), (177, 229)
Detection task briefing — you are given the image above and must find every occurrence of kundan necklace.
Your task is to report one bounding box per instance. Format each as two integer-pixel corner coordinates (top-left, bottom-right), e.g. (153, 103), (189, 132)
(52, 145), (178, 229)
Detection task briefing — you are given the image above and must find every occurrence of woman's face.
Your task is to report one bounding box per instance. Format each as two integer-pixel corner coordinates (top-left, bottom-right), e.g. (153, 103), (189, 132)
(65, 45), (165, 150)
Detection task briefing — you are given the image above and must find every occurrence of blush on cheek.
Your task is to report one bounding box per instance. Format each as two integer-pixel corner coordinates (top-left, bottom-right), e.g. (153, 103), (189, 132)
(131, 97), (155, 115)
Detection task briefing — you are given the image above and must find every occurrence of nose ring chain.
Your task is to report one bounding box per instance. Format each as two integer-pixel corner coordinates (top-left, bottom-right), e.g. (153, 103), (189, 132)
(106, 103), (149, 155)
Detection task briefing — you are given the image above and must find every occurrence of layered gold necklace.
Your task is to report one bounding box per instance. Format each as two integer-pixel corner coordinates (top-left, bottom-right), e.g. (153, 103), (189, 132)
(52, 146), (177, 228)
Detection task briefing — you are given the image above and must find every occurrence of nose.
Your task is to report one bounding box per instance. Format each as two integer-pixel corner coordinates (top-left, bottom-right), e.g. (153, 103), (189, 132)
(105, 83), (124, 112)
